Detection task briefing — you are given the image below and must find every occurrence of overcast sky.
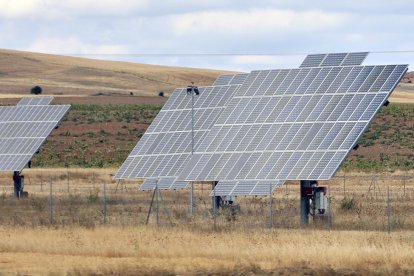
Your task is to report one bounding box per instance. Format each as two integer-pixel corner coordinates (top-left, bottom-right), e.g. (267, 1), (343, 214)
(1, 0), (414, 71)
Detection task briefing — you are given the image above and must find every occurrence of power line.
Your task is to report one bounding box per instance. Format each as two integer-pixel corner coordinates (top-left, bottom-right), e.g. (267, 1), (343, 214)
(66, 50), (414, 57)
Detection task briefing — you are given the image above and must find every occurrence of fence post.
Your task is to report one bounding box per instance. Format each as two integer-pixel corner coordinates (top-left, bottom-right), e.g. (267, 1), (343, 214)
(156, 180), (159, 226)
(93, 172), (96, 190)
(269, 182), (273, 228)
(403, 174), (406, 197)
(103, 180), (107, 224)
(67, 169), (70, 194)
(387, 186), (391, 234)
(40, 170), (43, 192)
(343, 172), (346, 197)
(49, 176), (53, 224)
(328, 185), (332, 230)
(213, 186), (217, 231)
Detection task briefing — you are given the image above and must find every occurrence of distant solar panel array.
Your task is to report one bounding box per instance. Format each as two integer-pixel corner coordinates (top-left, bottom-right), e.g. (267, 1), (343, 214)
(17, 96), (54, 106)
(0, 97), (70, 171)
(116, 52), (408, 196)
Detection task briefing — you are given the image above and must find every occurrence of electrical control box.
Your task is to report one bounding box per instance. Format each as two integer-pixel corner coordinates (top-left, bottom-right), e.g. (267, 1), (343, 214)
(315, 190), (327, 210)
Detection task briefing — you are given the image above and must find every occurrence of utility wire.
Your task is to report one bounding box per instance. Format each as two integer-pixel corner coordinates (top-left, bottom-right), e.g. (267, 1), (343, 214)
(67, 50), (414, 57)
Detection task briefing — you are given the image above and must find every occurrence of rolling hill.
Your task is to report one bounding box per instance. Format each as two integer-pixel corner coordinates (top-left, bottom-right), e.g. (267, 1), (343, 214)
(0, 49), (235, 105)
(0, 49), (412, 104)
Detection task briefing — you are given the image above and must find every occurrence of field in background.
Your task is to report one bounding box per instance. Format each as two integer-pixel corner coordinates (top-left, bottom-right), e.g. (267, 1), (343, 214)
(0, 49), (233, 103)
(0, 168), (414, 274)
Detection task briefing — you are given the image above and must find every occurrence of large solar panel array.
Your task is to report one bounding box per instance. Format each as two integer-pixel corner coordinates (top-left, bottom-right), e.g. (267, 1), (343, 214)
(300, 52), (368, 68)
(17, 97), (54, 106)
(212, 180), (285, 196)
(115, 77), (243, 185)
(179, 59), (408, 182)
(0, 99), (70, 171)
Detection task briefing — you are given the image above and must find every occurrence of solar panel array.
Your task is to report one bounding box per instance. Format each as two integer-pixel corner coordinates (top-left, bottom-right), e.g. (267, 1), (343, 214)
(179, 62), (408, 181)
(300, 52), (368, 68)
(212, 180), (285, 196)
(0, 103), (71, 171)
(17, 97), (54, 106)
(114, 80), (242, 181)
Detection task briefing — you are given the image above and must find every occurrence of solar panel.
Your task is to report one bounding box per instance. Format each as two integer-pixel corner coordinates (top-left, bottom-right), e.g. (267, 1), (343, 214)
(212, 73), (249, 86)
(140, 177), (189, 191)
(211, 180), (285, 196)
(179, 58), (408, 181)
(17, 97), (54, 106)
(115, 74), (245, 185)
(0, 104), (70, 171)
(300, 52), (368, 68)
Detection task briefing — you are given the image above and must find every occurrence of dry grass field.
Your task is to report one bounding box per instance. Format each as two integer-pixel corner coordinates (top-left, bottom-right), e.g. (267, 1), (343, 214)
(0, 49), (234, 104)
(0, 169), (414, 274)
(1, 226), (413, 275)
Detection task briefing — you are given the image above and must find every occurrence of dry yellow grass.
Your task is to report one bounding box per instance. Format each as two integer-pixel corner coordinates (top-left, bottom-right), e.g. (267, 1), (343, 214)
(0, 226), (413, 275)
(1, 169), (414, 274)
(0, 49), (236, 97)
(388, 83), (414, 103)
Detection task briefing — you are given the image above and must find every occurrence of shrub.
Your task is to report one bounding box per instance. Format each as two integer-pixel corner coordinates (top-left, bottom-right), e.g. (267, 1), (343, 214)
(30, 85), (42, 95)
(340, 197), (357, 211)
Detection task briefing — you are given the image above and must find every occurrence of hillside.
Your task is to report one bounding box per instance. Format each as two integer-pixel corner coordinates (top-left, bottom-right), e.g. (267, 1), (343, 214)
(0, 49), (412, 104)
(0, 49), (235, 104)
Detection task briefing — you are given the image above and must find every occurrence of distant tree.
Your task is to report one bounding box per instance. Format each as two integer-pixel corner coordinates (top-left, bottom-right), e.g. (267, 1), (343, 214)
(30, 86), (42, 95)
(158, 91), (164, 97)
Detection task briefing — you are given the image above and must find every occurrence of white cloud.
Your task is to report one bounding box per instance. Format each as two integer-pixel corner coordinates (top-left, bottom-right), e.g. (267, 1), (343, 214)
(171, 9), (348, 36)
(0, 0), (148, 18)
(27, 37), (129, 55)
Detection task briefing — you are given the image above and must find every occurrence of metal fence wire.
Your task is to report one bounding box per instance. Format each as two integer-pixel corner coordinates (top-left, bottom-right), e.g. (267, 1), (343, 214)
(0, 171), (413, 232)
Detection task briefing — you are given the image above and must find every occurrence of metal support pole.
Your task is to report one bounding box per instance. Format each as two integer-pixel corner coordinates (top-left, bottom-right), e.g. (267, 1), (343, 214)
(387, 186), (391, 234)
(191, 84), (195, 156)
(49, 177), (53, 224)
(146, 186), (157, 225)
(103, 180), (107, 224)
(300, 180), (310, 225)
(189, 88), (195, 216)
(269, 182), (273, 228)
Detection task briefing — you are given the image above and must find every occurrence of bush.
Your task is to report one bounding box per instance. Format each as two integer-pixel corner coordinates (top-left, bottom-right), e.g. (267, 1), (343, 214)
(31, 85), (42, 95)
(340, 197), (357, 211)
